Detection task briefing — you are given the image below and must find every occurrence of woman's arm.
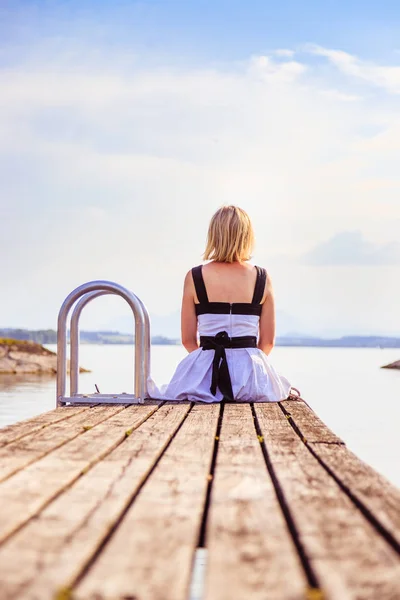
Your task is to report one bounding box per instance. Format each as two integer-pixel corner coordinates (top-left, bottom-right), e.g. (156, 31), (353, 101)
(181, 271), (199, 353)
(258, 275), (276, 355)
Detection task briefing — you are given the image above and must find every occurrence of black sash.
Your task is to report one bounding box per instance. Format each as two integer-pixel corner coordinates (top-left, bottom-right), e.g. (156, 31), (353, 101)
(200, 331), (257, 400)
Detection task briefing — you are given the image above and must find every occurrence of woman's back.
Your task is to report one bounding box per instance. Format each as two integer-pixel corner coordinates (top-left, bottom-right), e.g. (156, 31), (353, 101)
(192, 262), (265, 339)
(199, 261), (261, 304)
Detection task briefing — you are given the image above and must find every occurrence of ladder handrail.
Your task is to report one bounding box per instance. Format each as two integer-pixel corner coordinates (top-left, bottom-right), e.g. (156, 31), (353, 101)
(69, 290), (151, 397)
(57, 281), (150, 406)
(69, 290), (109, 397)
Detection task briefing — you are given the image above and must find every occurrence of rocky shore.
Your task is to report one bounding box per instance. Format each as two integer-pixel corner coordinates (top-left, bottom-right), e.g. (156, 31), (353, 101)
(0, 339), (89, 374)
(381, 360), (400, 370)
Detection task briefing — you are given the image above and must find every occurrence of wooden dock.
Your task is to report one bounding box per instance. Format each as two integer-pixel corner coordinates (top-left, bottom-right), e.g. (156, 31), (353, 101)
(0, 400), (399, 600)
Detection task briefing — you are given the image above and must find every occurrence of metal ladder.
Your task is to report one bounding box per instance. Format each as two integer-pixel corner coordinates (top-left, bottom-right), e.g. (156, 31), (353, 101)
(56, 281), (151, 406)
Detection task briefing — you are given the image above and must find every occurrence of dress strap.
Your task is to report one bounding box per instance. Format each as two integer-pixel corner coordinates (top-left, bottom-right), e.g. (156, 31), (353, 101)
(251, 266), (267, 305)
(192, 265), (209, 304)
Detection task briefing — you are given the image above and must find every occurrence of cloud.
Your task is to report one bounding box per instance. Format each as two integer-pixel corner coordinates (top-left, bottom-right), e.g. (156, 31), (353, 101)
(318, 89), (361, 102)
(0, 39), (400, 334)
(249, 55), (307, 81)
(302, 231), (400, 266)
(273, 49), (296, 58)
(308, 45), (400, 94)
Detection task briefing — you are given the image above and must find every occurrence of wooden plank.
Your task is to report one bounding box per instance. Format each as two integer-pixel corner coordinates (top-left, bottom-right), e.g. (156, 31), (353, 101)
(0, 405), (158, 544)
(255, 404), (400, 600)
(0, 407), (89, 447)
(74, 404), (220, 600)
(0, 405), (125, 482)
(280, 400), (344, 444)
(204, 403), (307, 600)
(308, 442), (400, 548)
(283, 400), (400, 546)
(0, 403), (191, 600)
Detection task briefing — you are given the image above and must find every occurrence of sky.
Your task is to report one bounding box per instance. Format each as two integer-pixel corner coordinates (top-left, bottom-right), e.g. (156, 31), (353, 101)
(0, 0), (399, 337)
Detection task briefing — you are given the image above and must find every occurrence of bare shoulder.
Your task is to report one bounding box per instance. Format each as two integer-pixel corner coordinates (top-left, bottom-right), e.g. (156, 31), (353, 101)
(243, 262), (257, 273)
(183, 268), (195, 288)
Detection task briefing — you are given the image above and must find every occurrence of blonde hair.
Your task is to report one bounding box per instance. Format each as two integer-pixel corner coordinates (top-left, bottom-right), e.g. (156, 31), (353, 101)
(203, 205), (255, 263)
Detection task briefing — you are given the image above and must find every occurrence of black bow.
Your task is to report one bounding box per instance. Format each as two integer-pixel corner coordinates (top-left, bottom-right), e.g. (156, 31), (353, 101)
(201, 331), (234, 399)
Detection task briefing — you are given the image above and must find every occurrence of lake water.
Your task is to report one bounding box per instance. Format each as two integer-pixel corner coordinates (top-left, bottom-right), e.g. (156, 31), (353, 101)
(0, 344), (399, 487)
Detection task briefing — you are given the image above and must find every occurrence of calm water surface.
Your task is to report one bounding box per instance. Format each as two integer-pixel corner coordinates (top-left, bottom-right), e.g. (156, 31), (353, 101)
(0, 345), (399, 487)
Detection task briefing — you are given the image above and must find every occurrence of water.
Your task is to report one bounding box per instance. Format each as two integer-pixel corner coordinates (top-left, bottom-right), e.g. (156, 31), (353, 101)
(0, 345), (399, 487)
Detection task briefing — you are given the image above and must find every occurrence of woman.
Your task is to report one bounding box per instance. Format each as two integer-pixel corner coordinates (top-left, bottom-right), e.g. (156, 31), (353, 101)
(148, 205), (293, 402)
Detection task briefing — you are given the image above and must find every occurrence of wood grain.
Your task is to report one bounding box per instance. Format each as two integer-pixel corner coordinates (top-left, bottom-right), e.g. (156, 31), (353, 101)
(0, 406), (125, 482)
(255, 403), (400, 600)
(0, 405), (158, 545)
(308, 442), (400, 548)
(280, 400), (344, 444)
(74, 403), (219, 600)
(0, 402), (398, 600)
(204, 403), (307, 600)
(0, 407), (89, 447)
(283, 400), (400, 546)
(0, 403), (190, 600)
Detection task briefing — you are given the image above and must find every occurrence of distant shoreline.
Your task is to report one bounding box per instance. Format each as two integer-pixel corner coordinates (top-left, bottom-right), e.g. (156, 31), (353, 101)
(1, 329), (400, 349)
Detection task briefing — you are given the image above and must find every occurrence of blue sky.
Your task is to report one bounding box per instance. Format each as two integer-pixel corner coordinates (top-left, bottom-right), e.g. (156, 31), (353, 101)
(0, 1), (399, 336)
(2, 0), (400, 64)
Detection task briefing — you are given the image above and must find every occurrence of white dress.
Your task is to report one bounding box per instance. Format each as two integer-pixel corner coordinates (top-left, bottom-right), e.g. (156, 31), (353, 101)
(147, 265), (292, 403)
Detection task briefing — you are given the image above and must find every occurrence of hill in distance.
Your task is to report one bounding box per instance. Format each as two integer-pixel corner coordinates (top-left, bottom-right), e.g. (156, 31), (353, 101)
(1, 328), (400, 348)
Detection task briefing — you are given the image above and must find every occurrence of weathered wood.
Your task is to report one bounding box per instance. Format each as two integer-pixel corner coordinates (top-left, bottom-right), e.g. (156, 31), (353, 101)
(204, 403), (307, 600)
(282, 400), (400, 547)
(0, 401), (398, 600)
(74, 404), (220, 600)
(0, 405), (158, 544)
(0, 403), (191, 600)
(0, 407), (89, 447)
(308, 442), (400, 548)
(0, 406), (125, 482)
(280, 400), (344, 444)
(255, 403), (400, 600)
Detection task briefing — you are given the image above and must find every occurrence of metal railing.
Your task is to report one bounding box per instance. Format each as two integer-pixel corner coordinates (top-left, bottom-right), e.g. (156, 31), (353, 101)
(56, 281), (151, 406)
